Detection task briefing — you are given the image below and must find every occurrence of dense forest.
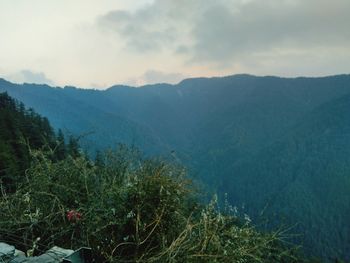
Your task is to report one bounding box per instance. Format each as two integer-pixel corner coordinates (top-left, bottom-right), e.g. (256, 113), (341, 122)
(0, 93), (310, 262)
(221, 93), (350, 258)
(0, 92), (55, 190)
(1, 74), (350, 261)
(0, 92), (80, 190)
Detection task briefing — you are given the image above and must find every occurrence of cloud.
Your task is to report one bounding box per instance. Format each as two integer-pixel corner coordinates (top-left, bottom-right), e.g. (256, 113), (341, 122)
(7, 70), (54, 85)
(98, 0), (198, 53)
(124, 70), (186, 86)
(99, 8), (177, 52)
(98, 0), (350, 68)
(2, 0), (349, 87)
(192, 0), (350, 64)
(142, 70), (185, 84)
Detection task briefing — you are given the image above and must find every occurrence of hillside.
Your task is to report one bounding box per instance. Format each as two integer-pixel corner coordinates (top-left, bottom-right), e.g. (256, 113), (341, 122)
(0, 93), (302, 262)
(0, 92), (56, 189)
(222, 93), (350, 259)
(1, 74), (350, 260)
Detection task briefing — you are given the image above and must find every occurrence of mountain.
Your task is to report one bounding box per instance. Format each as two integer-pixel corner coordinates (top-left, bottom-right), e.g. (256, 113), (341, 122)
(0, 95), (304, 263)
(0, 92), (56, 189)
(1, 74), (350, 260)
(222, 93), (350, 259)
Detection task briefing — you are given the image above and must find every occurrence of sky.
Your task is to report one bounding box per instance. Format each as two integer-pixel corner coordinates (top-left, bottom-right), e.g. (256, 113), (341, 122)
(0, 0), (349, 88)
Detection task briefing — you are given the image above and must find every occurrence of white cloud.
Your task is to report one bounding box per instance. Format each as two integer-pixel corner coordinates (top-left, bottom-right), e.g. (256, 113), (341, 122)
(0, 0), (349, 88)
(124, 70), (186, 86)
(99, 0), (350, 69)
(6, 70), (54, 85)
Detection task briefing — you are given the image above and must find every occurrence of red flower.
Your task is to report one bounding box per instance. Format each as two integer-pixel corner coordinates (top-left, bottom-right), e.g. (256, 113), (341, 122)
(66, 210), (82, 222)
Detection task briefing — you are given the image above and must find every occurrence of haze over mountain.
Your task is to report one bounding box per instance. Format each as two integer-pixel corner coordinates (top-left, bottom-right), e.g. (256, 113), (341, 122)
(0, 91), (304, 263)
(2, 0), (350, 87)
(1, 74), (350, 260)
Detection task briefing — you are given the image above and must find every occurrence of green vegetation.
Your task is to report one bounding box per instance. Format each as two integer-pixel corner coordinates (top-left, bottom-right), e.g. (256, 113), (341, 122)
(0, 92), (304, 262)
(220, 93), (350, 260)
(0, 146), (301, 262)
(0, 92), (80, 191)
(0, 92), (55, 190)
(2, 74), (350, 261)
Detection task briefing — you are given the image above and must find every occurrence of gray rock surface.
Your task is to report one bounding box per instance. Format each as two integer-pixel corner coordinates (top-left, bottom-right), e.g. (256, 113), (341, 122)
(0, 242), (15, 262)
(1, 243), (74, 263)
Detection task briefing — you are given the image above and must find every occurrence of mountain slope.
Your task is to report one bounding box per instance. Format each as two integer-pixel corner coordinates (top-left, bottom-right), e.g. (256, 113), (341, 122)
(222, 93), (350, 259)
(0, 92), (56, 189)
(0, 80), (166, 154)
(1, 74), (350, 260)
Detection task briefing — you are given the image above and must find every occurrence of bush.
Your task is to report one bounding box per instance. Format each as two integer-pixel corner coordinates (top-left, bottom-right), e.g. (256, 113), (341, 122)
(0, 146), (300, 262)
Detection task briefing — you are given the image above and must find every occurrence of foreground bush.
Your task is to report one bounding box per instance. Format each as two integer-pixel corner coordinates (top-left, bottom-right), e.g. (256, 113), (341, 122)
(0, 147), (300, 262)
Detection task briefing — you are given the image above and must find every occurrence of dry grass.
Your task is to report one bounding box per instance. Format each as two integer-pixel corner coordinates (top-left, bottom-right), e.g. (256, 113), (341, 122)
(0, 146), (300, 262)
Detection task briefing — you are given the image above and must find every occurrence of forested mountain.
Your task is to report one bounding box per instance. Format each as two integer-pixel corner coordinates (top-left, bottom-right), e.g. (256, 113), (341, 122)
(0, 92), (80, 190)
(0, 93), (303, 262)
(0, 79), (163, 154)
(222, 93), (350, 259)
(1, 74), (350, 260)
(0, 92), (56, 189)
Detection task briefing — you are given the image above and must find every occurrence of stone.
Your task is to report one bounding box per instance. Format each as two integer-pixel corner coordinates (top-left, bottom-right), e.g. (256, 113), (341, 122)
(45, 246), (74, 260)
(10, 246), (74, 263)
(14, 250), (26, 258)
(0, 242), (15, 262)
(1, 242), (88, 263)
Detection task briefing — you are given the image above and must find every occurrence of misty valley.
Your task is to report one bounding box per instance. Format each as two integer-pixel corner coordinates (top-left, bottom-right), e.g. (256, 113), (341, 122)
(1, 74), (350, 262)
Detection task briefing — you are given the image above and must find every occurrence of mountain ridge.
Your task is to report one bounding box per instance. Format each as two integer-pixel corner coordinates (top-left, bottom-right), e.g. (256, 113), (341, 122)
(2, 73), (350, 91)
(1, 73), (350, 260)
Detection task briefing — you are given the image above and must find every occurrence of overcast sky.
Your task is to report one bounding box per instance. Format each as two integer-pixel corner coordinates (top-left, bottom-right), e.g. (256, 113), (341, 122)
(0, 0), (349, 88)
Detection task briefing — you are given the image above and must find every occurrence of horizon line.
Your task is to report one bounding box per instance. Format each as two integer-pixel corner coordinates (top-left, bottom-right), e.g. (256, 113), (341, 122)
(1, 72), (350, 91)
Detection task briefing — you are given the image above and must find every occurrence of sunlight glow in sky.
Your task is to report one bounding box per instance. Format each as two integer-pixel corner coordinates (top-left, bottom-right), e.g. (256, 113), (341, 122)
(0, 0), (349, 88)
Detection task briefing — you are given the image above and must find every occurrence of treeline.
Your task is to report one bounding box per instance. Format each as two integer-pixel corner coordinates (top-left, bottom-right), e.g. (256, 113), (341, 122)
(0, 92), (80, 190)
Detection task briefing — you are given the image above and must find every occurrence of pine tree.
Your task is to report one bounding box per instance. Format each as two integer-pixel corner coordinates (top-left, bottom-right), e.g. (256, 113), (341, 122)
(68, 136), (80, 158)
(56, 129), (66, 160)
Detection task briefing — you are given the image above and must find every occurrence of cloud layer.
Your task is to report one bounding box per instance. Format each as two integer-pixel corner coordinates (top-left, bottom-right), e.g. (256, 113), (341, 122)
(1, 0), (349, 88)
(6, 70), (54, 85)
(125, 70), (186, 86)
(99, 0), (350, 69)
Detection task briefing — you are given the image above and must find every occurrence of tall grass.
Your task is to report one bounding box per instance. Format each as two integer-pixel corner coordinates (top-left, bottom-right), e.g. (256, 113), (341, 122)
(0, 146), (299, 262)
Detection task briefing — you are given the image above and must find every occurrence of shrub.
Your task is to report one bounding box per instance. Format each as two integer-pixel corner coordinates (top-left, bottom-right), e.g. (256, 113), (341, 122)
(0, 146), (300, 262)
